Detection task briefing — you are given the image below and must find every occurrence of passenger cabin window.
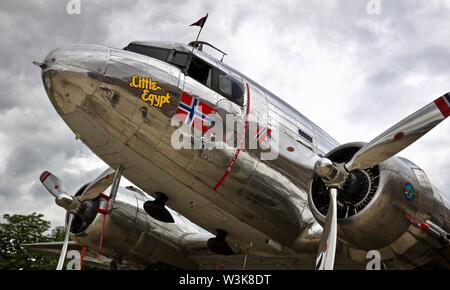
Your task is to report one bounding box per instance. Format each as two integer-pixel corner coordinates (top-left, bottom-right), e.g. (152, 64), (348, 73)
(298, 128), (313, 143)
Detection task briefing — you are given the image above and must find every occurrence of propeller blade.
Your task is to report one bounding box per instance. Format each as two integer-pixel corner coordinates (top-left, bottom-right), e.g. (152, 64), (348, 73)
(40, 171), (66, 198)
(346, 93), (450, 171)
(56, 213), (74, 270)
(315, 188), (338, 270)
(40, 171), (74, 210)
(79, 168), (115, 202)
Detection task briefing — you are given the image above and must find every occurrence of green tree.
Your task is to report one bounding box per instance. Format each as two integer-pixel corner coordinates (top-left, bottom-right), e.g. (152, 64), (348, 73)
(0, 213), (62, 270)
(50, 226), (66, 241)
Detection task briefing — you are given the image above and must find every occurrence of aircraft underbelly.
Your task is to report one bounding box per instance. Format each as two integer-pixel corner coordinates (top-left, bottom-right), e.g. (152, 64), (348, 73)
(64, 111), (293, 253)
(51, 51), (318, 254)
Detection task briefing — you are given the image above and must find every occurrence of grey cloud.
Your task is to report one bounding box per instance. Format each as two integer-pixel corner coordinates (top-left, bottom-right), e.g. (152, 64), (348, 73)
(0, 0), (207, 226)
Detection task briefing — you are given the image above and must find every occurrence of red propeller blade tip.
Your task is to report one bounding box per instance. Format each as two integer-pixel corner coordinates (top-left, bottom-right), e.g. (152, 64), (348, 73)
(434, 93), (450, 118)
(39, 171), (51, 183)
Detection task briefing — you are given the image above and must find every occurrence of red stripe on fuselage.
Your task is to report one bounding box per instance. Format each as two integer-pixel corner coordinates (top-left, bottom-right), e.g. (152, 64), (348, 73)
(434, 96), (450, 118)
(213, 83), (251, 190)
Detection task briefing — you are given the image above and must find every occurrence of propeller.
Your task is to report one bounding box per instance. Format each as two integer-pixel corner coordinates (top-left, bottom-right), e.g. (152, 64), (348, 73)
(39, 168), (115, 270)
(313, 159), (344, 270)
(313, 93), (450, 270)
(346, 93), (450, 171)
(315, 188), (337, 270)
(57, 213), (75, 270)
(78, 168), (115, 202)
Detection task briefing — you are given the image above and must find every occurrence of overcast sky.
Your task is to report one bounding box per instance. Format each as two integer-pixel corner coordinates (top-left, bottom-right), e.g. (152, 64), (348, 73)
(1, 0), (449, 227)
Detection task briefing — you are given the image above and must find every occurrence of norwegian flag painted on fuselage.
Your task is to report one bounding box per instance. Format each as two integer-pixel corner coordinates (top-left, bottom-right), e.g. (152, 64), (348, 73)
(175, 92), (216, 133)
(254, 127), (272, 143)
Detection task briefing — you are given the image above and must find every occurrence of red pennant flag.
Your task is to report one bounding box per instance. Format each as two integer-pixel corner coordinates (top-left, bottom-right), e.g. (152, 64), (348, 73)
(190, 13), (208, 28)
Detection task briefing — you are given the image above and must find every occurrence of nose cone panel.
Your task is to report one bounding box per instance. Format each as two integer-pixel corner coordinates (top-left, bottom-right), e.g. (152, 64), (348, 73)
(41, 45), (109, 115)
(43, 45), (109, 74)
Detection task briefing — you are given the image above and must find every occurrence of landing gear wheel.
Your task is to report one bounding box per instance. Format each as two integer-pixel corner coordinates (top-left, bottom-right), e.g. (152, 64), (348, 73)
(110, 260), (118, 270)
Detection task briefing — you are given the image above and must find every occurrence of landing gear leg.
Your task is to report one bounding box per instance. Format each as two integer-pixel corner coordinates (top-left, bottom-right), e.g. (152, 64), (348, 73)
(110, 260), (118, 270)
(107, 165), (122, 212)
(242, 243), (252, 270)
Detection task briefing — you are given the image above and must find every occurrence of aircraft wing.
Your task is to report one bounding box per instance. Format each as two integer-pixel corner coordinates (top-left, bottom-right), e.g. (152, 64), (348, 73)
(183, 237), (366, 270)
(22, 241), (111, 269)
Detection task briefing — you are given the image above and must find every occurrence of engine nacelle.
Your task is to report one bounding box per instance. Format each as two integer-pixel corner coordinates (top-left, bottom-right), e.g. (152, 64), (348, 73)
(309, 142), (433, 250)
(67, 186), (198, 269)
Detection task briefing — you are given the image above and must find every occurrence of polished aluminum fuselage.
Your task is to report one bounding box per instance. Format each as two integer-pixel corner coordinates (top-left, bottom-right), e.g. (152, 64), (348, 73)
(40, 44), (449, 265)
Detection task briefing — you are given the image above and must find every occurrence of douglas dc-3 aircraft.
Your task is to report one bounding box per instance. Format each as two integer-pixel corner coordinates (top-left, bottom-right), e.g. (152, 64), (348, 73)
(29, 36), (450, 270)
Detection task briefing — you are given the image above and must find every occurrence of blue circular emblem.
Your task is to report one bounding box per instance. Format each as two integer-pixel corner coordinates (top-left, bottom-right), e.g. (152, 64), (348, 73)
(403, 182), (415, 202)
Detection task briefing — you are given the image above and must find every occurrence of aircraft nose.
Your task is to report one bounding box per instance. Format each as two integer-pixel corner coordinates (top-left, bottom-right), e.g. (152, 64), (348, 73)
(40, 45), (109, 114)
(42, 45), (109, 75)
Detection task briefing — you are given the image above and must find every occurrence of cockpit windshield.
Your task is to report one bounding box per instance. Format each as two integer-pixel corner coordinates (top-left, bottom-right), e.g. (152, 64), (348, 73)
(170, 50), (189, 67)
(124, 43), (190, 70)
(124, 43), (169, 62)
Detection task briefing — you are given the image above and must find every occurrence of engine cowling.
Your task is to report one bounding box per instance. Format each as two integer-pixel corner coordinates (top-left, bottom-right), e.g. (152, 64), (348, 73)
(69, 186), (198, 269)
(308, 142), (432, 250)
(68, 183), (99, 235)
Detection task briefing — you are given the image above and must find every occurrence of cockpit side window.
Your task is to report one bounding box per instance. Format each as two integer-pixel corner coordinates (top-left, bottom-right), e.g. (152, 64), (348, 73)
(125, 44), (169, 62)
(125, 43), (244, 107)
(218, 73), (245, 106)
(187, 56), (212, 87)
